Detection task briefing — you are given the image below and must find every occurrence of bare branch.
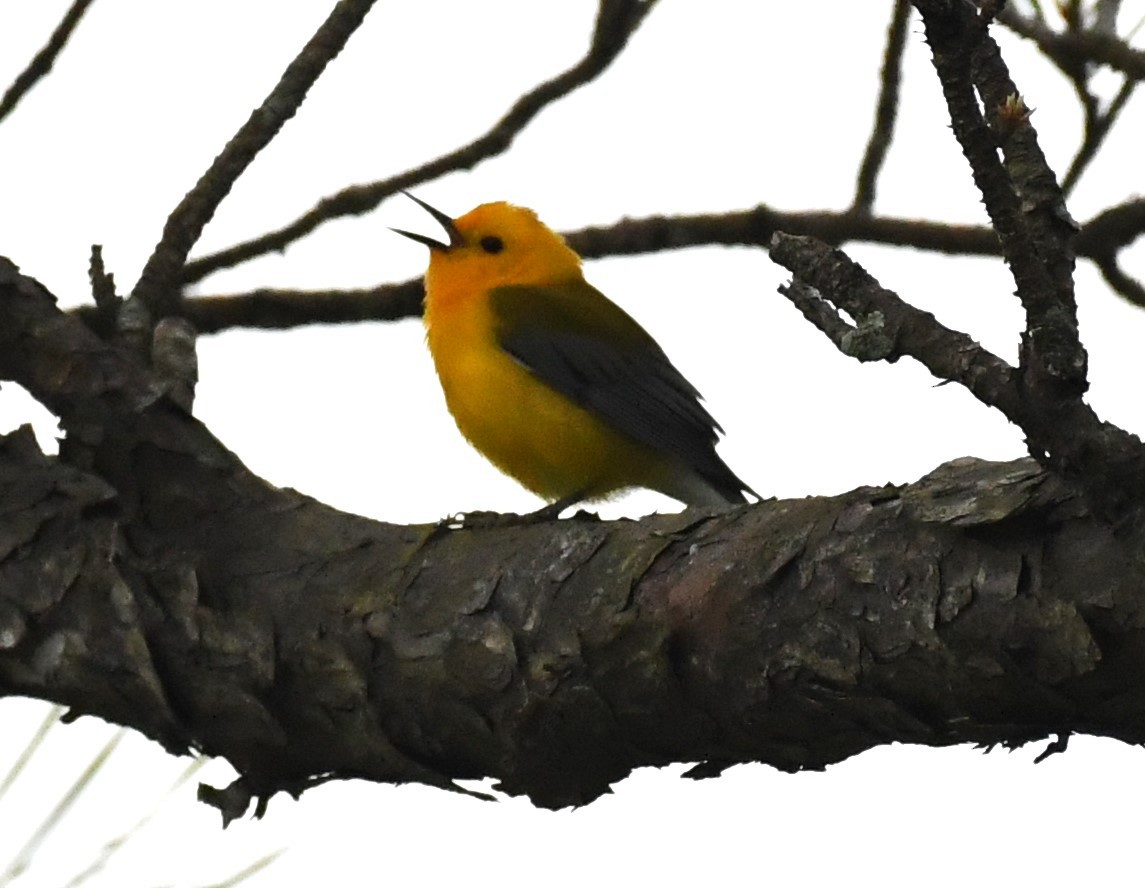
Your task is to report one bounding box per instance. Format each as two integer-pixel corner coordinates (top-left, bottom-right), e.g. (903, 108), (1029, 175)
(73, 197), (1145, 335)
(0, 0), (95, 126)
(8, 0), (1145, 821)
(777, 280), (864, 353)
(1000, 7), (1145, 78)
(1077, 196), (1145, 250)
(130, 0), (380, 318)
(564, 206), (999, 257)
(770, 233), (1022, 418)
(178, 0), (660, 286)
(1005, 2), (1140, 198)
(87, 244), (118, 320)
(74, 280), (425, 335)
(1062, 76), (1138, 194)
(7, 370), (1145, 811)
(770, 231), (1145, 517)
(0, 258), (162, 423)
(1094, 0), (1123, 35)
(852, 0), (913, 214)
(971, 18), (1084, 368)
(917, 2), (1086, 407)
(1094, 251), (1145, 307)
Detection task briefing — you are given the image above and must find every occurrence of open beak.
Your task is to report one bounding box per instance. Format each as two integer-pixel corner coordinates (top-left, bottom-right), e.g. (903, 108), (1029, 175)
(391, 192), (464, 251)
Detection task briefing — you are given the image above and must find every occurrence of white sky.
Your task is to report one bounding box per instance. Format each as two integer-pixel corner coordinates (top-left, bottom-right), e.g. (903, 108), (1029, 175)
(1, 1), (1144, 886)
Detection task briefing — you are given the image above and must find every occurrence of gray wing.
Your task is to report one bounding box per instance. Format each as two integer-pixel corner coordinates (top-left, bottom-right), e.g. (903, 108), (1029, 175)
(491, 283), (750, 500)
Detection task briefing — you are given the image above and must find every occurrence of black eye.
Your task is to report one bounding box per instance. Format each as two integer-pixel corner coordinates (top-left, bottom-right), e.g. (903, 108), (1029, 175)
(480, 236), (504, 254)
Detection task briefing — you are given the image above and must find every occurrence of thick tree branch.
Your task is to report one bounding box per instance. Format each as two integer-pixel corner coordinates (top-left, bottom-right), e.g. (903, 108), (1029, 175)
(178, 0), (659, 287)
(0, 0), (95, 126)
(6, 2), (1145, 824)
(130, 0), (379, 318)
(7, 259), (1145, 816)
(5, 408), (1145, 815)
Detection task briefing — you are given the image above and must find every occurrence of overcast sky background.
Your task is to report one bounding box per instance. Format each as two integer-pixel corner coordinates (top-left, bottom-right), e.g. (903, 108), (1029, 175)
(2, 2), (1145, 886)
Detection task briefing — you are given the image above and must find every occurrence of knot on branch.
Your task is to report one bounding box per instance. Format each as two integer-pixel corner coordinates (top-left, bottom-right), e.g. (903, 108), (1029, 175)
(840, 310), (895, 362)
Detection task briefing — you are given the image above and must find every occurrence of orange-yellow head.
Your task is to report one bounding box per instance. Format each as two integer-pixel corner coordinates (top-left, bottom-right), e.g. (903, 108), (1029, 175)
(393, 195), (584, 307)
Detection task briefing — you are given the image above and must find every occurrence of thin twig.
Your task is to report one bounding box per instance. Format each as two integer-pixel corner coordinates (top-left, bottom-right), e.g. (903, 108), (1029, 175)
(0, 704), (64, 804)
(853, 0), (912, 213)
(108, 279), (424, 334)
(130, 0), (380, 317)
(779, 280), (865, 350)
(179, 0), (660, 287)
(1016, 2), (1131, 199)
(61, 757), (208, 888)
(201, 849), (286, 888)
(0, 730), (126, 886)
(1094, 252), (1145, 307)
(1000, 8), (1145, 78)
(0, 0), (95, 126)
(1062, 76), (1138, 194)
(63, 196), (1145, 335)
(88, 244), (119, 322)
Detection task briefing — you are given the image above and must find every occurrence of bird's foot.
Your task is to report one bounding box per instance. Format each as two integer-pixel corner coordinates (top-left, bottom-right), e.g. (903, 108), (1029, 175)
(439, 494), (598, 530)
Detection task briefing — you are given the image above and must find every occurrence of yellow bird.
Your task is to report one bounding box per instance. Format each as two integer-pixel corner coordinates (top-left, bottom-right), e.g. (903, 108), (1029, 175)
(394, 194), (756, 512)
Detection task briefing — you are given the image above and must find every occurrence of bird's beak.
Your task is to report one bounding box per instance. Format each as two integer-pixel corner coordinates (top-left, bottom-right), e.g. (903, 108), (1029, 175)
(391, 192), (465, 252)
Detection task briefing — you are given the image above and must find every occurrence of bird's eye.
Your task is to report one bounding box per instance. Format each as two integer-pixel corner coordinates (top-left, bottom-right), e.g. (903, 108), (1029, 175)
(480, 236), (504, 254)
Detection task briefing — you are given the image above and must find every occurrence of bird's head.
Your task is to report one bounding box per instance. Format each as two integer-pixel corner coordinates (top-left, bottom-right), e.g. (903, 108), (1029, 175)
(394, 194), (583, 294)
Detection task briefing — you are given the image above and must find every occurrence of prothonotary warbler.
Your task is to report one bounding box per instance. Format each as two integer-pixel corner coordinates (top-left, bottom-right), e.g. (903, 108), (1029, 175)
(393, 193), (757, 512)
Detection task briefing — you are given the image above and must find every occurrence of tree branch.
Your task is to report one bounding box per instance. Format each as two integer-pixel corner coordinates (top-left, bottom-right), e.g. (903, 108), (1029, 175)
(69, 198), (1142, 335)
(770, 232), (1145, 518)
(1062, 76), (1138, 195)
(771, 233), (1022, 418)
(1000, 7), (1145, 79)
(1093, 250), (1145, 307)
(178, 0), (660, 287)
(6, 2), (1145, 823)
(917, 1), (1087, 403)
(130, 0), (380, 318)
(0, 0), (95, 126)
(4, 391), (1145, 814)
(7, 256), (1145, 816)
(852, 0), (912, 214)
(77, 280), (424, 336)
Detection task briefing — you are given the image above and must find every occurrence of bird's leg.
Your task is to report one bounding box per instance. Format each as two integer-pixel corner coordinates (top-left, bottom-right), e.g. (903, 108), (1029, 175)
(446, 490), (593, 530)
(524, 489), (587, 522)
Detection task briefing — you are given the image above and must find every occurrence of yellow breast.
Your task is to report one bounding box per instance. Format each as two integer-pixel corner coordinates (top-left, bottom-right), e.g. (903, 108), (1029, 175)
(424, 290), (666, 502)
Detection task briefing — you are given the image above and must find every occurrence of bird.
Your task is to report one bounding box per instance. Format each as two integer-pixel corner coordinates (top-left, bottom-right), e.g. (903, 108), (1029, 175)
(393, 193), (756, 514)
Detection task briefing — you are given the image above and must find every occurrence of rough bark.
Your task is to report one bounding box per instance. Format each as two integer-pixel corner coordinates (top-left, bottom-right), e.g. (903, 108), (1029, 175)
(5, 0), (1145, 821)
(3, 260), (1144, 817)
